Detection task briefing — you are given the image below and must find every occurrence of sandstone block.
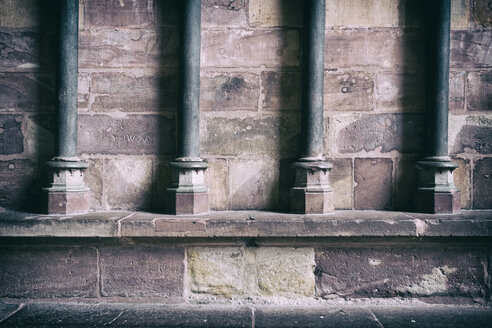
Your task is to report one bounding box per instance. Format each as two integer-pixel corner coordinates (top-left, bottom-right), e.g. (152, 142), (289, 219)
(394, 157), (419, 211)
(200, 72), (259, 111)
(25, 114), (55, 159)
(354, 158), (393, 210)
(201, 30), (300, 68)
(452, 158), (471, 209)
(78, 73), (90, 109)
(451, 0), (471, 29)
(376, 72), (424, 112)
(467, 72), (492, 111)
(451, 31), (492, 68)
(0, 30), (39, 70)
(315, 247), (486, 300)
(201, 115), (300, 157)
(83, 0), (154, 28)
(203, 0), (247, 27)
(449, 71), (465, 111)
(100, 246), (184, 297)
(451, 125), (492, 154)
(0, 246), (98, 298)
(248, 0), (302, 27)
(261, 71), (301, 111)
(0, 159), (36, 211)
(80, 157), (104, 210)
(329, 158), (353, 210)
(0, 0), (38, 27)
(337, 113), (425, 154)
(204, 158), (228, 211)
(0, 73), (55, 111)
(473, 158), (492, 209)
(0, 114), (23, 155)
(326, 0), (398, 27)
(472, 0), (492, 27)
(78, 114), (175, 155)
(105, 158), (153, 210)
(325, 71), (374, 111)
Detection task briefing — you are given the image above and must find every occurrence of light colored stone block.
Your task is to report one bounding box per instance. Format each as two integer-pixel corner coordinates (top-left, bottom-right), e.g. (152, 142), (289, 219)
(451, 0), (470, 30)
(204, 158), (228, 211)
(325, 0), (399, 27)
(453, 158), (471, 209)
(248, 0), (302, 27)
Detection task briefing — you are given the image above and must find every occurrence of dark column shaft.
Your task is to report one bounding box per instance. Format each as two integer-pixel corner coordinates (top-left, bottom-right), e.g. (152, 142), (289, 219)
(178, 0), (201, 159)
(301, 0), (326, 159)
(57, 0), (79, 159)
(426, 0), (451, 158)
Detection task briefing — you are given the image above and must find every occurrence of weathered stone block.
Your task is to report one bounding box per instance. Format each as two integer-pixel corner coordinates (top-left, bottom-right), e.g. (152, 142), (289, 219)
(472, 0), (492, 27)
(78, 73), (90, 109)
(229, 158), (278, 210)
(188, 247), (245, 296)
(80, 157), (104, 210)
(201, 30), (300, 68)
(79, 28), (177, 68)
(0, 0), (38, 27)
(325, 30), (424, 69)
(473, 158), (492, 209)
(449, 71), (465, 112)
(248, 0), (302, 27)
(315, 247), (486, 300)
(201, 115), (300, 157)
(451, 31), (492, 68)
(325, 0), (398, 27)
(451, 125), (492, 154)
(337, 113), (425, 154)
(451, 0), (471, 29)
(325, 71), (374, 111)
(99, 246), (184, 298)
(467, 72), (491, 111)
(90, 72), (177, 112)
(41, 189), (91, 215)
(204, 158), (228, 211)
(0, 30), (39, 70)
(376, 72), (424, 112)
(0, 114), (23, 155)
(25, 114), (56, 159)
(83, 0), (154, 28)
(0, 73), (55, 111)
(105, 158), (153, 210)
(78, 114), (175, 155)
(261, 71), (301, 111)
(0, 246), (98, 298)
(453, 158), (471, 209)
(354, 158), (393, 210)
(0, 159), (36, 211)
(202, 0), (247, 27)
(394, 157), (418, 211)
(329, 158), (353, 210)
(200, 72), (259, 111)
(256, 248), (315, 297)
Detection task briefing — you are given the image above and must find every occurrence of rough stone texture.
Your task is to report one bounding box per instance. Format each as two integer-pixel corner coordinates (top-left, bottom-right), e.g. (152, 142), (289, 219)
(248, 0), (302, 27)
(315, 247), (486, 300)
(325, 30), (424, 69)
(91, 72), (177, 112)
(325, 0), (398, 27)
(0, 159), (36, 211)
(0, 114), (23, 155)
(0, 0), (38, 27)
(451, 31), (492, 68)
(467, 72), (492, 111)
(329, 158), (353, 210)
(325, 71), (374, 112)
(451, 124), (492, 154)
(229, 158), (278, 210)
(256, 248), (315, 297)
(204, 158), (228, 211)
(473, 158), (492, 209)
(452, 158), (472, 209)
(201, 115), (300, 157)
(100, 246), (184, 298)
(376, 72), (424, 112)
(202, 0), (247, 28)
(201, 30), (300, 68)
(449, 71), (466, 111)
(24, 114), (55, 159)
(0, 31), (39, 70)
(261, 71), (301, 111)
(337, 114), (425, 154)
(394, 156), (418, 211)
(450, 0), (471, 29)
(80, 157), (104, 210)
(472, 0), (492, 27)
(188, 247), (245, 296)
(354, 158), (393, 210)
(200, 72), (259, 111)
(78, 114), (175, 155)
(105, 158), (153, 210)
(83, 0), (154, 28)
(0, 246), (98, 298)
(0, 73), (54, 111)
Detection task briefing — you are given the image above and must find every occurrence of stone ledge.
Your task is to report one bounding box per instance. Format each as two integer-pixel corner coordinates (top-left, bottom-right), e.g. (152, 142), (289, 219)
(0, 210), (491, 238)
(1, 303), (491, 327)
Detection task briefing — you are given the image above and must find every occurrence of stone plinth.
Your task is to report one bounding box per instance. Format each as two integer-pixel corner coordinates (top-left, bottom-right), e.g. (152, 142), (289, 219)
(291, 161), (334, 214)
(416, 157), (461, 213)
(166, 160), (209, 215)
(41, 159), (91, 214)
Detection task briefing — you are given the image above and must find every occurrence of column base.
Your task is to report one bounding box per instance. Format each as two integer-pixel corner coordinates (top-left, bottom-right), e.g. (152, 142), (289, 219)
(40, 189), (91, 215)
(290, 160), (334, 214)
(415, 190), (461, 214)
(166, 191), (209, 215)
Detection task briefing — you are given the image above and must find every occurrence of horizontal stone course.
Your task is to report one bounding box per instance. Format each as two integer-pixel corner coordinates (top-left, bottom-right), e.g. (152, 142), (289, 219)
(451, 125), (492, 154)
(325, 71), (374, 112)
(0, 73), (54, 111)
(83, 0), (154, 28)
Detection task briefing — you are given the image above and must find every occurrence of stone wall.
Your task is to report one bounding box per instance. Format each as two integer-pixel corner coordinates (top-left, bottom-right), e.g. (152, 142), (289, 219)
(0, 0), (491, 212)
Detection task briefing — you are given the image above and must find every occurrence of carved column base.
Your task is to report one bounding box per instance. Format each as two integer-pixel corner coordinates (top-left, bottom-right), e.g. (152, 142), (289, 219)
(166, 160), (209, 215)
(291, 160), (334, 214)
(41, 159), (91, 214)
(415, 157), (461, 213)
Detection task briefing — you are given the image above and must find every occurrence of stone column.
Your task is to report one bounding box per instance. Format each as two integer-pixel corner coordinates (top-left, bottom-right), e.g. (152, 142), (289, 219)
(416, 0), (460, 213)
(41, 0), (90, 214)
(291, 0), (334, 214)
(166, 0), (209, 215)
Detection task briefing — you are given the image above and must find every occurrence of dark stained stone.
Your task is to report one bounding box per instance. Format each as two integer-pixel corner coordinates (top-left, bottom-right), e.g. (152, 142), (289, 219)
(0, 73), (55, 111)
(472, 0), (492, 27)
(0, 114), (24, 155)
(467, 71), (492, 111)
(0, 159), (36, 211)
(0, 30), (39, 70)
(83, 0), (154, 28)
(261, 71), (301, 111)
(473, 158), (492, 209)
(451, 125), (492, 154)
(451, 31), (492, 68)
